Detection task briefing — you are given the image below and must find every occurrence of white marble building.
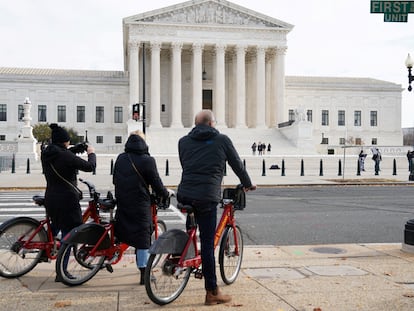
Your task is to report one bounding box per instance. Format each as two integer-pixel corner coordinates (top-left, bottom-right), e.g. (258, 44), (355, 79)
(0, 0), (403, 156)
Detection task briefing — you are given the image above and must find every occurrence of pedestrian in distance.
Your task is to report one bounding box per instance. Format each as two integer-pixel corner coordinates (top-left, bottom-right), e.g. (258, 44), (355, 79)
(177, 109), (256, 305)
(371, 147), (382, 175)
(407, 150), (414, 172)
(267, 143), (272, 154)
(358, 150), (367, 172)
(113, 130), (169, 285)
(41, 123), (96, 282)
(251, 142), (257, 155)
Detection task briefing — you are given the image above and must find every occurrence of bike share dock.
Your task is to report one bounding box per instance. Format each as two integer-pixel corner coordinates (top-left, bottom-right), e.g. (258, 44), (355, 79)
(1, 243), (414, 310)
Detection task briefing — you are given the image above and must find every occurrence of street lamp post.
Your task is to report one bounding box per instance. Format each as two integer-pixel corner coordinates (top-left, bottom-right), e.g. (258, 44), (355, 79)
(406, 53), (414, 91)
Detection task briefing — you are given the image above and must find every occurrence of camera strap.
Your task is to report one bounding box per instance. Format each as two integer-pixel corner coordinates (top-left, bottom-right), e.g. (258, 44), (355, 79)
(50, 163), (83, 199)
(127, 153), (150, 195)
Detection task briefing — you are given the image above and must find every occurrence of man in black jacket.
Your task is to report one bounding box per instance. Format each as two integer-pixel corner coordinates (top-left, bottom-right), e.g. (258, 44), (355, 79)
(177, 110), (256, 305)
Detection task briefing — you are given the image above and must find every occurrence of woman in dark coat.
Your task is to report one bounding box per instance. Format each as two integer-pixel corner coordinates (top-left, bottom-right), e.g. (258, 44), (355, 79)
(113, 131), (168, 284)
(41, 123), (96, 281)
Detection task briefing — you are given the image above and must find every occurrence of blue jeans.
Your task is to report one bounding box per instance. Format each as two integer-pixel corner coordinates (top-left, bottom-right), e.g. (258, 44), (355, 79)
(183, 200), (218, 291)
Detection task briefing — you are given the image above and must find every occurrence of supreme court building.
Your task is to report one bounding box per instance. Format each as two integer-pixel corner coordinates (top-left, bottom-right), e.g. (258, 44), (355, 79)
(0, 0), (404, 156)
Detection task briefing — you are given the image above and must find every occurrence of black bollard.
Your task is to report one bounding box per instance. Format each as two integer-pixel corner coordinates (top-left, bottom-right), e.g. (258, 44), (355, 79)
(262, 159), (266, 176)
(319, 159), (323, 176)
(393, 158), (397, 176)
(110, 159), (114, 175)
(300, 159), (304, 176)
(357, 159), (361, 176)
(165, 159), (169, 176)
(281, 159), (285, 176)
(26, 158), (30, 174)
(338, 159), (342, 176)
(11, 154), (15, 174)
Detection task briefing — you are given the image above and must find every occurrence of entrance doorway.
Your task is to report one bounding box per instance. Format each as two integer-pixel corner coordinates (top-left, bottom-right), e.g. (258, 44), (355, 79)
(202, 89), (213, 110)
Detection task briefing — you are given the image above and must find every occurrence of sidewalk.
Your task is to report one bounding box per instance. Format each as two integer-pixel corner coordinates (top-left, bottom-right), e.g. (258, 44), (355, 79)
(1, 243), (414, 311)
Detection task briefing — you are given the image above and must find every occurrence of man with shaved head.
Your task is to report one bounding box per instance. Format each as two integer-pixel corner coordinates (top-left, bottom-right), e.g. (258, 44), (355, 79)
(177, 109), (256, 305)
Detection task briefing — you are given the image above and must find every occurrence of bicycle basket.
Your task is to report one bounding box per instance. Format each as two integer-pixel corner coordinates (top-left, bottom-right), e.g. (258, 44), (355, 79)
(222, 187), (246, 210)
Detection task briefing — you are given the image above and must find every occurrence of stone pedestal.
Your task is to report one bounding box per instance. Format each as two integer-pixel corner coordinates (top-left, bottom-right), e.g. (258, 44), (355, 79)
(16, 98), (38, 166)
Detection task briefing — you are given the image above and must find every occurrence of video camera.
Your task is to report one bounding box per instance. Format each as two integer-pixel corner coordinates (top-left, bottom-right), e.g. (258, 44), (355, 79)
(69, 142), (88, 154)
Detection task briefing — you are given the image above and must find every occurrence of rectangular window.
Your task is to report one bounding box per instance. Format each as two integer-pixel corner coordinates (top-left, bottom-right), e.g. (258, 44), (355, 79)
(0, 104), (7, 121)
(354, 110), (361, 126)
(18, 104), (24, 121)
(355, 138), (362, 145)
(370, 111), (377, 126)
(57, 105), (66, 122)
(307, 110), (312, 122)
(339, 137), (345, 145)
(114, 107), (123, 123)
(115, 136), (122, 144)
(38, 105), (47, 122)
(372, 138), (377, 145)
(322, 110), (329, 126)
(338, 110), (345, 126)
(96, 106), (104, 123)
(0, 135), (5, 140)
(288, 109), (294, 121)
(77, 135), (84, 142)
(77, 106), (85, 123)
(96, 136), (103, 144)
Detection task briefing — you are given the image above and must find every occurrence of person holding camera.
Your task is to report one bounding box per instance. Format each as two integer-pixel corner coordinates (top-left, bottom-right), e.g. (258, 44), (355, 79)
(41, 123), (96, 281)
(112, 130), (169, 285)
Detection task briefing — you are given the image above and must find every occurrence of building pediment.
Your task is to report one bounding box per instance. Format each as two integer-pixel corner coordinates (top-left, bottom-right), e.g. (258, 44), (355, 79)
(124, 0), (293, 30)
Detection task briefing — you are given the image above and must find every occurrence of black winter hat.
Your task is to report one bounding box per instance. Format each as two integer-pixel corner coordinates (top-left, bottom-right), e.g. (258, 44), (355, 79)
(50, 123), (70, 143)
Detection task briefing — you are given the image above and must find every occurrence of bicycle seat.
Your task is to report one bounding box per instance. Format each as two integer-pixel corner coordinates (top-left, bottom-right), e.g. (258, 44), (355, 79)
(177, 202), (194, 214)
(32, 195), (45, 206)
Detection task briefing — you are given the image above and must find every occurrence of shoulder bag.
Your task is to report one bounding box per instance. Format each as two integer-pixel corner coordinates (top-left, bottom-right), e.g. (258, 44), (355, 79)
(50, 163), (83, 200)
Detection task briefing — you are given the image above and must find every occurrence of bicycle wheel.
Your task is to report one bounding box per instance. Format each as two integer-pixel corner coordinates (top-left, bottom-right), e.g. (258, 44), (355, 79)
(55, 241), (105, 286)
(145, 253), (191, 305)
(0, 218), (47, 278)
(219, 225), (243, 285)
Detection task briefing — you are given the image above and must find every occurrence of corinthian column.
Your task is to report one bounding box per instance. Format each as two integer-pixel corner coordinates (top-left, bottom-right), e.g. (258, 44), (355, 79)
(150, 41), (162, 128)
(192, 43), (203, 119)
(255, 45), (266, 128)
(128, 41), (140, 120)
(235, 45), (247, 128)
(274, 46), (287, 125)
(171, 42), (183, 128)
(214, 43), (227, 127)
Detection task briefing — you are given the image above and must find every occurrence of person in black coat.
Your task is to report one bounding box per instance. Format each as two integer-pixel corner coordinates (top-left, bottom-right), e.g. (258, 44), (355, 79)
(41, 123), (96, 281)
(112, 130), (168, 285)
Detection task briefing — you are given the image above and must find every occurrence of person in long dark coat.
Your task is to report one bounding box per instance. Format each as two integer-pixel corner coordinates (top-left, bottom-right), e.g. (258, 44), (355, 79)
(41, 123), (96, 281)
(113, 130), (168, 284)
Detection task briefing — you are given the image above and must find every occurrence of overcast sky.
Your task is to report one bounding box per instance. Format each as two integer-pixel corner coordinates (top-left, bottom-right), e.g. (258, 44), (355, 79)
(1, 0), (413, 126)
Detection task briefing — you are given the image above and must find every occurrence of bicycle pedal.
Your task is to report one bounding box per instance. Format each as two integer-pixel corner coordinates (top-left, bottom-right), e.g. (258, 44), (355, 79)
(105, 264), (114, 273)
(194, 270), (203, 279)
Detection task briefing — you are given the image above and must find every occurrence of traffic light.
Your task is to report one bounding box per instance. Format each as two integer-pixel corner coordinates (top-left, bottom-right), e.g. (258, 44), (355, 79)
(133, 103), (140, 121)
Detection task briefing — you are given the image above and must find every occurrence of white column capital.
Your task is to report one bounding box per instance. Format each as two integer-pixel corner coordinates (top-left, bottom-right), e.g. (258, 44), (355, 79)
(276, 46), (288, 55)
(215, 43), (227, 53)
(256, 45), (267, 54)
(236, 44), (248, 54)
(128, 40), (140, 52)
(171, 41), (183, 51)
(192, 42), (204, 52)
(150, 41), (162, 51)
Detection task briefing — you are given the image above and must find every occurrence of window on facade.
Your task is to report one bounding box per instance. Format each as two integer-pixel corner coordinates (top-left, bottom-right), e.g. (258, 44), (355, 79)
(339, 137), (345, 145)
(115, 136), (122, 144)
(370, 111), (377, 126)
(288, 109), (294, 121)
(355, 138), (362, 145)
(96, 136), (103, 144)
(307, 110), (312, 122)
(96, 106), (104, 123)
(372, 138), (377, 145)
(57, 105), (66, 122)
(0, 135), (5, 140)
(77, 136), (84, 142)
(38, 105), (47, 122)
(18, 104), (24, 121)
(77, 106), (85, 123)
(338, 110), (345, 126)
(0, 104), (6, 121)
(354, 110), (361, 126)
(114, 107), (123, 123)
(321, 110), (329, 126)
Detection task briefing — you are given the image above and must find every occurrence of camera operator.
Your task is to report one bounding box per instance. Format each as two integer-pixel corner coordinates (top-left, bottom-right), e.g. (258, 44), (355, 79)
(41, 123), (96, 282)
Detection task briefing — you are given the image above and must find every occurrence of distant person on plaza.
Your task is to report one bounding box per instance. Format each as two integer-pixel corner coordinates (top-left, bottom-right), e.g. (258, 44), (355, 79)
(261, 142), (266, 155)
(41, 123), (96, 282)
(358, 150), (367, 172)
(177, 109), (256, 305)
(371, 147), (382, 175)
(257, 141), (262, 155)
(112, 130), (169, 285)
(251, 142), (257, 155)
(407, 150), (414, 172)
(267, 143), (272, 154)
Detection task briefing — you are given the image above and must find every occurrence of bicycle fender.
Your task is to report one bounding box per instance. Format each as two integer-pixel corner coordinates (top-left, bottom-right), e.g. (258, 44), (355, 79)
(0, 217), (41, 232)
(149, 229), (189, 254)
(62, 223), (111, 250)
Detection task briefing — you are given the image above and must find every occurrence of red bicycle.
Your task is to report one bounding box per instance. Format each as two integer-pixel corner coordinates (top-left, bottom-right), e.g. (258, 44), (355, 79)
(54, 190), (173, 286)
(144, 185), (249, 305)
(0, 178), (114, 278)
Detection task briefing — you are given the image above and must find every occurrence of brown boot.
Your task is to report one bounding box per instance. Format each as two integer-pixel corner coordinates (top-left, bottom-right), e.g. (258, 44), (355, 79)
(205, 287), (232, 305)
